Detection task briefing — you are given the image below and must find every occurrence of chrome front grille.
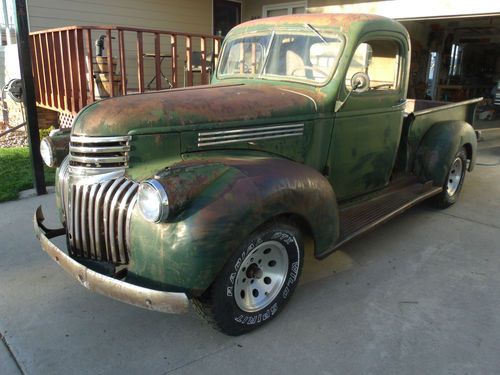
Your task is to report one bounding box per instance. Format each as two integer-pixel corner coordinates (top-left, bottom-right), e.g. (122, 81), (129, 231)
(69, 135), (131, 169)
(66, 176), (138, 265)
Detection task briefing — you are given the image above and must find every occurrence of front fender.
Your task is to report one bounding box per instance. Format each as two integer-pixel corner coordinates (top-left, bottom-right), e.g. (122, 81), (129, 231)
(127, 156), (339, 295)
(414, 120), (477, 186)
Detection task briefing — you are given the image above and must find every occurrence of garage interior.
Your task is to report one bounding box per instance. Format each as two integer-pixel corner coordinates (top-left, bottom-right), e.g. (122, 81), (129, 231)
(402, 15), (500, 119)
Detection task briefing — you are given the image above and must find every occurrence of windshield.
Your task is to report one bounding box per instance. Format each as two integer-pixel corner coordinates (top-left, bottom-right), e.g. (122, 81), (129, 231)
(217, 28), (344, 85)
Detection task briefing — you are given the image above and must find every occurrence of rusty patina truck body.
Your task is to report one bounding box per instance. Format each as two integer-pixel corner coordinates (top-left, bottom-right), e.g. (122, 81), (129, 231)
(35, 14), (480, 335)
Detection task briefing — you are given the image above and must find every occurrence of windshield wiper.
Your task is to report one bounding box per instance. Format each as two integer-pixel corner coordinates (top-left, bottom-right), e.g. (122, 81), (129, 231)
(259, 30), (275, 77)
(306, 23), (327, 44)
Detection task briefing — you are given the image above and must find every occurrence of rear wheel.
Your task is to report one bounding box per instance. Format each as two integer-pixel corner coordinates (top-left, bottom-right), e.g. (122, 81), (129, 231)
(193, 221), (304, 336)
(432, 147), (467, 208)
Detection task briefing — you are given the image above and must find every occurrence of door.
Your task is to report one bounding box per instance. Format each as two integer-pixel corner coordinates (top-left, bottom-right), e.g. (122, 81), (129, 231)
(213, 0), (241, 37)
(329, 38), (406, 201)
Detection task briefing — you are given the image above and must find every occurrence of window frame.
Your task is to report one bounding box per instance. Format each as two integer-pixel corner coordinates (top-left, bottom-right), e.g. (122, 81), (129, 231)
(344, 37), (405, 96)
(262, 1), (307, 18)
(216, 29), (346, 87)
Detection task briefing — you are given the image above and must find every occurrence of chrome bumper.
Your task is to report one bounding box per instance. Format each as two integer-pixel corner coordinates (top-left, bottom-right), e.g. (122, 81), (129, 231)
(34, 206), (189, 314)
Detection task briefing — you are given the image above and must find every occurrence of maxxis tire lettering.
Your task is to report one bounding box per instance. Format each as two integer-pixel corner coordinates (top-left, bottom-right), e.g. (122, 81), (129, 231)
(207, 222), (304, 334)
(227, 230), (299, 326)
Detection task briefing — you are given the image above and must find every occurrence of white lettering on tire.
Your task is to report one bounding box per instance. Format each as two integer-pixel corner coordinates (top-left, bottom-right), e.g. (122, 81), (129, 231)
(230, 229), (299, 327)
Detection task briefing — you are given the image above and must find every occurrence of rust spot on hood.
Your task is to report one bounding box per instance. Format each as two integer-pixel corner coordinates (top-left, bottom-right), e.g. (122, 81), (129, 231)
(72, 83), (321, 136)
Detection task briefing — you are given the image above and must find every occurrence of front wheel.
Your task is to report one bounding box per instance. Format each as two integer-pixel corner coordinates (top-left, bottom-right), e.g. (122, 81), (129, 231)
(194, 221), (304, 335)
(432, 147), (467, 208)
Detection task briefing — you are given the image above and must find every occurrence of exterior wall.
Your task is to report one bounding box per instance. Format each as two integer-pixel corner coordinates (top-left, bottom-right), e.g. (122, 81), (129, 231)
(4, 0), (218, 86)
(36, 106), (58, 128)
(0, 0), (216, 127)
(26, 0), (212, 34)
(1, 0), (17, 89)
(2, 97), (57, 128)
(0, 46), (4, 90)
(26, 0), (216, 93)
(1, 44), (19, 87)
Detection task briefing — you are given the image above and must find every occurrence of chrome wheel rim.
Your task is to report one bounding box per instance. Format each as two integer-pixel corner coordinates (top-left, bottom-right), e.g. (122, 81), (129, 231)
(234, 240), (289, 312)
(447, 157), (463, 196)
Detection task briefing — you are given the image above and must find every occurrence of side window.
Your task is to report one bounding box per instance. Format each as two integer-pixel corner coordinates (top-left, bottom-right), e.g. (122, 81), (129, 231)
(346, 39), (401, 91)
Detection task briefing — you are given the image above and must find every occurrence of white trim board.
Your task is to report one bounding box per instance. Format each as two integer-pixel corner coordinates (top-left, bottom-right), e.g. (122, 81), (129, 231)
(308, 0), (500, 21)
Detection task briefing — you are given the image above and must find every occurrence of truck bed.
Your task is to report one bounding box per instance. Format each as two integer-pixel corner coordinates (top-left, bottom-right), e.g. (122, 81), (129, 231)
(405, 98), (482, 119)
(406, 97), (481, 150)
(394, 98), (482, 175)
(404, 99), (449, 113)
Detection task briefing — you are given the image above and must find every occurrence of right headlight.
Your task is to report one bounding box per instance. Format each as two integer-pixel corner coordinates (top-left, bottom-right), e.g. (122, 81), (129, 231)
(137, 179), (169, 223)
(39, 131), (70, 168)
(40, 137), (55, 167)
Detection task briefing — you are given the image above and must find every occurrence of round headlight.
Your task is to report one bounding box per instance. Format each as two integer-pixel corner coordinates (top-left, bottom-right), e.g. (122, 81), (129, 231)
(40, 137), (55, 167)
(137, 179), (169, 223)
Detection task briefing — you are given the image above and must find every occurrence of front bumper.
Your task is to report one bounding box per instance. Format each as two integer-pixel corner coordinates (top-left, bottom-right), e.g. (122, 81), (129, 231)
(34, 206), (189, 314)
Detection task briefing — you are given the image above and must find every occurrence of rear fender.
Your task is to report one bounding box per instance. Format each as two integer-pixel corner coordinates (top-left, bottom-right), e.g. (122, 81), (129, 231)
(414, 120), (477, 186)
(128, 156), (339, 294)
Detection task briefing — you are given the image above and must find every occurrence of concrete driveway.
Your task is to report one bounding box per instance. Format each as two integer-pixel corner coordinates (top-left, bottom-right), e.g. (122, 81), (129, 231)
(1, 137), (499, 375)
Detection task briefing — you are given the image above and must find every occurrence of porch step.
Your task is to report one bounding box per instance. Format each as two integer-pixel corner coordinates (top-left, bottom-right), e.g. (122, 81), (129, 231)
(335, 182), (442, 249)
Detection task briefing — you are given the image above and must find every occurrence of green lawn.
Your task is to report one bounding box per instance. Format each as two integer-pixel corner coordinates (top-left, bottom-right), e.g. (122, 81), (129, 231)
(0, 147), (55, 202)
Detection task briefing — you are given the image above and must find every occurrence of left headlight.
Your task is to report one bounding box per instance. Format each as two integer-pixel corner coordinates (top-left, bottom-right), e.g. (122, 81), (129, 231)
(40, 137), (55, 167)
(137, 179), (170, 223)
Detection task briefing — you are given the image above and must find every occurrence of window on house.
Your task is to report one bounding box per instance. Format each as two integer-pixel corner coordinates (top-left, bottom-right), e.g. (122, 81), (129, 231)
(345, 40), (402, 91)
(262, 2), (306, 18)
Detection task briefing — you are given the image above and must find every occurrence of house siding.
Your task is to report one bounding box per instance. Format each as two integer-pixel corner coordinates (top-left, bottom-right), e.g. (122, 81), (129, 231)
(27, 0), (212, 34)
(26, 0), (216, 91)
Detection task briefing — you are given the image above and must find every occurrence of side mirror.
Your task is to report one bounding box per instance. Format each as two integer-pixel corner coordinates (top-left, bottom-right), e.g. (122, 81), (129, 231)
(350, 72), (370, 93)
(335, 72), (371, 112)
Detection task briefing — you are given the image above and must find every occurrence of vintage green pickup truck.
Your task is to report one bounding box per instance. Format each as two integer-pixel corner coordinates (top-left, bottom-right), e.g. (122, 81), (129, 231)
(35, 13), (480, 335)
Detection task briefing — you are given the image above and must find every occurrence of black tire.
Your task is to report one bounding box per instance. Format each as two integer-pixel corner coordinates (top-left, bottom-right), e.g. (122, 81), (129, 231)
(193, 221), (304, 336)
(432, 147), (467, 209)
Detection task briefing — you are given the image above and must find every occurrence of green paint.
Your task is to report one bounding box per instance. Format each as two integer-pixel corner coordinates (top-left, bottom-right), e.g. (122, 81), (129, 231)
(50, 14), (479, 296)
(414, 120), (477, 186)
(127, 133), (182, 181)
(127, 155), (338, 292)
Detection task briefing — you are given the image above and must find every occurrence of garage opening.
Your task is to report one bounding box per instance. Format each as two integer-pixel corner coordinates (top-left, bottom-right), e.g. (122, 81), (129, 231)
(401, 15), (500, 106)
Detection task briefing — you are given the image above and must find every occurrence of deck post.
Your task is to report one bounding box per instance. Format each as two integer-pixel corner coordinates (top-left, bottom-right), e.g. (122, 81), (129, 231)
(15, 0), (47, 195)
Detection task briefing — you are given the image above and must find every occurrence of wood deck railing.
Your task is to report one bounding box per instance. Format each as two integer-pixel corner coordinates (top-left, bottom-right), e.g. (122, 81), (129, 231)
(29, 25), (222, 115)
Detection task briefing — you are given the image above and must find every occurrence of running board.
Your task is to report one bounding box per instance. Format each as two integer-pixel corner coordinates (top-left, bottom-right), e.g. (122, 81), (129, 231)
(333, 183), (442, 251)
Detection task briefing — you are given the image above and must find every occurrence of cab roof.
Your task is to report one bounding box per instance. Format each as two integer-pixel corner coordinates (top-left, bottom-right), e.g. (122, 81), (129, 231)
(230, 13), (408, 38)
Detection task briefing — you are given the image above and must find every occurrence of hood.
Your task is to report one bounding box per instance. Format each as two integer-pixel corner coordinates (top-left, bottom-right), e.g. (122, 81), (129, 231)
(72, 83), (321, 136)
